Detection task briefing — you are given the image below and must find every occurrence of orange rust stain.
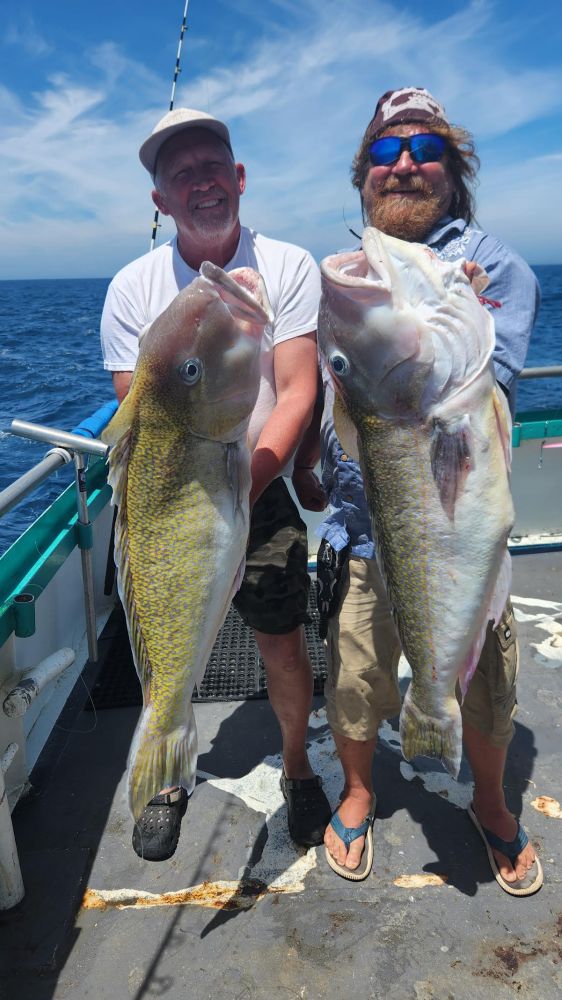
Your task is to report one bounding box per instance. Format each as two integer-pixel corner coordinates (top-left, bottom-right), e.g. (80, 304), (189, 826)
(394, 873), (448, 888)
(82, 888), (109, 910)
(82, 879), (283, 912)
(531, 795), (562, 819)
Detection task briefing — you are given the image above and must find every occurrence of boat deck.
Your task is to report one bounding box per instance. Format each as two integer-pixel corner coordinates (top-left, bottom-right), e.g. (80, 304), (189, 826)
(2, 550), (561, 1000)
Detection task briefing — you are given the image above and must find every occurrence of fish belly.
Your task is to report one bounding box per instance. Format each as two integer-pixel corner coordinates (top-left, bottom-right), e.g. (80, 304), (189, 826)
(356, 393), (513, 777)
(113, 429), (250, 819)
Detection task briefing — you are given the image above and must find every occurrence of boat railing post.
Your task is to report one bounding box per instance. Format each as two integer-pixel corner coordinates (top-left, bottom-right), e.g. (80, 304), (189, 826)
(0, 743), (24, 910)
(73, 451), (98, 663)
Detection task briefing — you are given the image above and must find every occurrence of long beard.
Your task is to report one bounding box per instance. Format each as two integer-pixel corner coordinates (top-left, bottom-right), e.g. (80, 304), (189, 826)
(364, 180), (448, 242)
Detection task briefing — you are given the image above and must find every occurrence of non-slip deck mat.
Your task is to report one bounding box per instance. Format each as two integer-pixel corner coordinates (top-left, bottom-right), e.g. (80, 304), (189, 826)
(87, 584), (327, 709)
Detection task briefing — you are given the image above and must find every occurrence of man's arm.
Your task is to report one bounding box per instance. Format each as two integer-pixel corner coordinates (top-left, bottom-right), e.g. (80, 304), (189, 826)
(100, 266), (147, 403)
(291, 368), (327, 512)
(471, 236), (541, 402)
(112, 371), (133, 404)
(249, 331), (318, 508)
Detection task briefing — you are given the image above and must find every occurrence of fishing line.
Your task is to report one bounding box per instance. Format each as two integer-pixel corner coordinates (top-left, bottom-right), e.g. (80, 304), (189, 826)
(150, 0), (191, 251)
(342, 206), (361, 242)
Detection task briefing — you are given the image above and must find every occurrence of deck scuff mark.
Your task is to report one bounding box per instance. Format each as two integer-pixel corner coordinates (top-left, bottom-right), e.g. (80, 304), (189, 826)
(531, 795), (562, 819)
(393, 873), (448, 888)
(81, 878), (298, 912)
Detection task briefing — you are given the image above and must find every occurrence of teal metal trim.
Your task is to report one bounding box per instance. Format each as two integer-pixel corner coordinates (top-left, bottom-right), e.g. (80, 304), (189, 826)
(512, 408), (562, 448)
(0, 458), (111, 646)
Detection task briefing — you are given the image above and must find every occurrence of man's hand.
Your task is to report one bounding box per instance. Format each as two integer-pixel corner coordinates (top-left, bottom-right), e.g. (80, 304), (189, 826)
(292, 467), (327, 512)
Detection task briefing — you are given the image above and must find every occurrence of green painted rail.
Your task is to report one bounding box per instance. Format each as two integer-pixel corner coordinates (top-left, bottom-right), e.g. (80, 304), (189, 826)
(0, 458), (111, 647)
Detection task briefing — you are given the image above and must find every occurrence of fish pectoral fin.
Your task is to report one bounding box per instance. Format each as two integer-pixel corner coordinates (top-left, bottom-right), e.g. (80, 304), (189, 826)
(333, 393), (360, 461)
(101, 391), (137, 446)
(430, 413), (473, 521)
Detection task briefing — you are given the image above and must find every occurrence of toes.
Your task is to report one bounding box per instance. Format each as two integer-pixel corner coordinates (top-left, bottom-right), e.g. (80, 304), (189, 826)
(495, 847), (536, 883)
(345, 838), (365, 870)
(493, 850), (516, 882)
(325, 829), (363, 869)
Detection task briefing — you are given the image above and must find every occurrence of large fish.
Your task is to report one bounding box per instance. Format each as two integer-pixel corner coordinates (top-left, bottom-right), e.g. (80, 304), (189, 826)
(102, 263), (272, 819)
(318, 227), (514, 776)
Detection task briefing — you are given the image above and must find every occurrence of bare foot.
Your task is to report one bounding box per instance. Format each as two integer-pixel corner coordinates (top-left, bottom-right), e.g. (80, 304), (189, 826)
(472, 800), (537, 883)
(324, 789), (373, 870)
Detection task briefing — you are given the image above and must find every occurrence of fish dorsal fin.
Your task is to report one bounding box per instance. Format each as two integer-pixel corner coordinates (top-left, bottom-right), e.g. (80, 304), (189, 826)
(109, 436), (153, 702)
(333, 393), (360, 461)
(103, 396), (153, 700)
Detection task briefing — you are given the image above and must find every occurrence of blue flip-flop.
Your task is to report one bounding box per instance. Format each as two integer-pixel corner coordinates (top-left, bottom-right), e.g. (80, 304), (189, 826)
(325, 795), (376, 881)
(468, 803), (543, 896)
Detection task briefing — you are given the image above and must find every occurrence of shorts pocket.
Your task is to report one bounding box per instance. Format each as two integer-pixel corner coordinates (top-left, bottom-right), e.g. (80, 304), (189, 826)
(493, 605), (518, 699)
(496, 605), (517, 653)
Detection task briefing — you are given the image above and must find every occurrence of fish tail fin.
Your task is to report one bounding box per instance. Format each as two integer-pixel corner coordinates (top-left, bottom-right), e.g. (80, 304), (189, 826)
(399, 686), (462, 778)
(127, 706), (198, 821)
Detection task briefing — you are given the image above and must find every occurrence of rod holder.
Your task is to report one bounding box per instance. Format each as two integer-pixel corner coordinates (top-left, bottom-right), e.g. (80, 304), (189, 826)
(3, 648), (76, 719)
(12, 593), (35, 639)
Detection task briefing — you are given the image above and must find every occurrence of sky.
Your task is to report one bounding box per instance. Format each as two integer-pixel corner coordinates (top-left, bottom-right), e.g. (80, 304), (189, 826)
(1, 0), (562, 279)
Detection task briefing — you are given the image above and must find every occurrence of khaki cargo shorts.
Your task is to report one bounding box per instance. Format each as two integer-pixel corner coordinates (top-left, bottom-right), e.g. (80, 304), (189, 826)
(325, 556), (518, 747)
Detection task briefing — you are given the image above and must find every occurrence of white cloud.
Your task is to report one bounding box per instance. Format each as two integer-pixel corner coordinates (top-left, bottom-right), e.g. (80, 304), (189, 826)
(3, 14), (52, 57)
(0, 0), (561, 277)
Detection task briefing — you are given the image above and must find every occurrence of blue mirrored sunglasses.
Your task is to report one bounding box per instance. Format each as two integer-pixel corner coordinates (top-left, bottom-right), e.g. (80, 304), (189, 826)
(368, 133), (446, 167)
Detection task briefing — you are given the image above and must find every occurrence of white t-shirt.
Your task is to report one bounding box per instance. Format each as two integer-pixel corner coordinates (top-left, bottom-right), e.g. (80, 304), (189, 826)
(100, 227), (321, 456)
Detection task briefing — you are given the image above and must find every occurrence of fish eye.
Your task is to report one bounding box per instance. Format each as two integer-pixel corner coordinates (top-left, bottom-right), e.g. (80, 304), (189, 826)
(179, 358), (203, 384)
(329, 352), (350, 377)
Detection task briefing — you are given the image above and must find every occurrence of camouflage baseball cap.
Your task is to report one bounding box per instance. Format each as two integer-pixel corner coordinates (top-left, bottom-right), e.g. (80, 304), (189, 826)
(366, 87), (449, 139)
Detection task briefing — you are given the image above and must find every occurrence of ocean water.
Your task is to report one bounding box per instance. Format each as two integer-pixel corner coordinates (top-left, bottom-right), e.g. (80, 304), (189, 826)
(1, 266), (561, 556)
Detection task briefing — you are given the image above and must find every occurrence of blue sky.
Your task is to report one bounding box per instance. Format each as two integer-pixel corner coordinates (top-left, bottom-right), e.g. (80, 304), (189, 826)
(1, 0), (562, 279)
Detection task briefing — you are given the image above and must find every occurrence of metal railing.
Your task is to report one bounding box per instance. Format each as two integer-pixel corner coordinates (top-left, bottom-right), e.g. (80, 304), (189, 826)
(518, 365), (562, 379)
(1, 402), (118, 654)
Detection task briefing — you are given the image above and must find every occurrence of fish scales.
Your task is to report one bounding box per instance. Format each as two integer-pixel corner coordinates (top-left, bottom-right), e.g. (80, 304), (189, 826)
(103, 263), (272, 819)
(356, 415), (438, 674)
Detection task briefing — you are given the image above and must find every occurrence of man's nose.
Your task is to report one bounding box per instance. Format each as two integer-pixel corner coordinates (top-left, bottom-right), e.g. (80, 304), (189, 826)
(192, 174), (215, 190)
(392, 150), (417, 174)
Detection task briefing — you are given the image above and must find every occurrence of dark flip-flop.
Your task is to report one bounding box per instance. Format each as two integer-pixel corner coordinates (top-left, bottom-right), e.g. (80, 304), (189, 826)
(467, 802), (543, 896)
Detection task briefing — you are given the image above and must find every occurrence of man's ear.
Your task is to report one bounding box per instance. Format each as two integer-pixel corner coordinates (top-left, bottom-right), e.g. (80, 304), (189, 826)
(236, 163), (246, 196)
(152, 189), (169, 215)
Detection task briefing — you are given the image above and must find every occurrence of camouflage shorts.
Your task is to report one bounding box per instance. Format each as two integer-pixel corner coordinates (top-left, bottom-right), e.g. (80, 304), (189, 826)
(232, 477), (311, 635)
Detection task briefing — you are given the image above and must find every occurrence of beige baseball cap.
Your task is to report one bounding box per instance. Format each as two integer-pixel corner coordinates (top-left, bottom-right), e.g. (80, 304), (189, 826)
(139, 107), (233, 176)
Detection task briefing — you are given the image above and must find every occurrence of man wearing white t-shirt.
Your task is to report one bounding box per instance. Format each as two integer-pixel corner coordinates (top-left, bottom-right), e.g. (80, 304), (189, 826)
(100, 108), (330, 861)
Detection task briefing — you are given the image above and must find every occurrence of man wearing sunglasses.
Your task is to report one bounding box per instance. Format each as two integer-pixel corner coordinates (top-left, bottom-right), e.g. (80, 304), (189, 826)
(312, 87), (542, 893)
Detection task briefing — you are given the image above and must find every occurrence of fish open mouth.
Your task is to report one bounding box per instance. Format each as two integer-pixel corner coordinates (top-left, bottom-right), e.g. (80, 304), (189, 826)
(320, 245), (393, 304)
(200, 261), (273, 326)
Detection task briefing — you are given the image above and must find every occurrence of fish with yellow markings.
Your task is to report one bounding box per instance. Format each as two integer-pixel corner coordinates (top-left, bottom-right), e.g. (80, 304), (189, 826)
(318, 227), (514, 776)
(102, 262), (272, 820)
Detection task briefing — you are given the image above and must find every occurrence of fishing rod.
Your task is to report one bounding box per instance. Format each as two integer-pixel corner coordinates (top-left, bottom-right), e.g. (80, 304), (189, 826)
(150, 0), (191, 251)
